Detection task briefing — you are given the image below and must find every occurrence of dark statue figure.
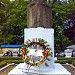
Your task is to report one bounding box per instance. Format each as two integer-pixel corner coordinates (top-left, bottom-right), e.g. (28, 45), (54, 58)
(27, 0), (52, 28)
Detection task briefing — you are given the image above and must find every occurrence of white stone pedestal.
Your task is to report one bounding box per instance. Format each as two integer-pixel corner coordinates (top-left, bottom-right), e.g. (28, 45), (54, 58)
(8, 63), (71, 75)
(24, 28), (54, 69)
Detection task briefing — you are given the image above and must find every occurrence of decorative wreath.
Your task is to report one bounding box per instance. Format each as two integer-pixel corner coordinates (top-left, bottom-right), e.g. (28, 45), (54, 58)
(21, 38), (52, 66)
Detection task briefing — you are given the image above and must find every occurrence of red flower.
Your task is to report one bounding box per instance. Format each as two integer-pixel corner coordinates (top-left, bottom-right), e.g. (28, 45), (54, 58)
(43, 50), (48, 59)
(35, 49), (38, 52)
(22, 48), (26, 54)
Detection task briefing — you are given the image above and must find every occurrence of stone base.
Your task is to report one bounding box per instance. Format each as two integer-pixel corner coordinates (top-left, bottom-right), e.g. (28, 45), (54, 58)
(8, 63), (71, 75)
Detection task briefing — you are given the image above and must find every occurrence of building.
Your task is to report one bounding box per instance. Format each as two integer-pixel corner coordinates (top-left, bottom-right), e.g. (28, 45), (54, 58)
(0, 44), (22, 56)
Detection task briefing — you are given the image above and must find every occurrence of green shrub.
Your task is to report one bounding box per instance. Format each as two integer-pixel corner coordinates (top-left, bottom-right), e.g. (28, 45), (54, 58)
(5, 60), (23, 64)
(0, 61), (7, 69)
(68, 59), (73, 64)
(57, 57), (75, 60)
(55, 60), (68, 64)
(57, 57), (75, 64)
(57, 57), (66, 60)
(0, 58), (3, 62)
(72, 61), (75, 67)
(0, 56), (22, 60)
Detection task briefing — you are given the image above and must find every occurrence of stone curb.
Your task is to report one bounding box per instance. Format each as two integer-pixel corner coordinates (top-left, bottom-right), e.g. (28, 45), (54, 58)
(0, 63), (15, 71)
(63, 63), (75, 69)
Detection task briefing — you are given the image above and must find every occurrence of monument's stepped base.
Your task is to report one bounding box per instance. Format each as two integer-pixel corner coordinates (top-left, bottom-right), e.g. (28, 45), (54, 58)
(8, 63), (71, 75)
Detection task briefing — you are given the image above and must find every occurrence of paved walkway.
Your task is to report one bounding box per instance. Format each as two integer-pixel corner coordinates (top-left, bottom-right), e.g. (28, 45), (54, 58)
(0, 65), (16, 75)
(63, 65), (75, 75)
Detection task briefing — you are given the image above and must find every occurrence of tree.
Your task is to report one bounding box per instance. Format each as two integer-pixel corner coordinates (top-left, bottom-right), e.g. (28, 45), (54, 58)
(0, 0), (29, 44)
(0, 0), (74, 50)
(63, 1), (75, 44)
(0, 0), (10, 44)
(49, 1), (73, 52)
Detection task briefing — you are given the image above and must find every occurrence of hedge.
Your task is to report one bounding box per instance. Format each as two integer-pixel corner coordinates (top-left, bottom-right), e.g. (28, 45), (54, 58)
(5, 60), (23, 64)
(55, 60), (68, 64)
(72, 61), (75, 67)
(0, 58), (3, 62)
(0, 61), (7, 69)
(67, 59), (73, 64)
(0, 56), (22, 60)
(57, 57), (75, 64)
(55, 60), (73, 64)
(57, 57), (75, 60)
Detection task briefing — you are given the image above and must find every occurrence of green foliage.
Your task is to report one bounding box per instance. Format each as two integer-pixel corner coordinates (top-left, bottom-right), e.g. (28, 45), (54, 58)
(50, 1), (75, 52)
(0, 56), (22, 60)
(57, 57), (75, 60)
(0, 58), (3, 62)
(72, 61), (75, 67)
(22, 43), (27, 48)
(5, 60), (23, 64)
(0, 0), (75, 49)
(55, 60), (68, 64)
(38, 38), (47, 44)
(0, 56), (23, 68)
(54, 33), (72, 53)
(68, 59), (73, 64)
(0, 60), (7, 69)
(57, 57), (75, 64)
(0, 0), (29, 44)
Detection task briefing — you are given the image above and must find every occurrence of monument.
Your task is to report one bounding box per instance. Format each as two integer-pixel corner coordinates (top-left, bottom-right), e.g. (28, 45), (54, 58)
(8, 0), (71, 75)
(24, 0), (54, 71)
(27, 0), (52, 28)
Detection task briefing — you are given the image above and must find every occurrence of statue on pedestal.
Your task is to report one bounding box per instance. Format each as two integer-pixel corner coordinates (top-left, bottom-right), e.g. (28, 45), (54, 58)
(27, 0), (52, 28)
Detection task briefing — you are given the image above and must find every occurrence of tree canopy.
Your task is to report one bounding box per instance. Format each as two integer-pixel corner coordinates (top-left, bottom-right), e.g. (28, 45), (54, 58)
(0, 0), (75, 52)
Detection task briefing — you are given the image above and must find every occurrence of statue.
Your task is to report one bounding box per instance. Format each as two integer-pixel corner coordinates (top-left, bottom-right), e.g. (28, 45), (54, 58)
(27, 0), (52, 28)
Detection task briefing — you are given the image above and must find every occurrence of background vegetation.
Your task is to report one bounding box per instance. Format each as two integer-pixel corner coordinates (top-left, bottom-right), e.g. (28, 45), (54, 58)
(0, 0), (75, 53)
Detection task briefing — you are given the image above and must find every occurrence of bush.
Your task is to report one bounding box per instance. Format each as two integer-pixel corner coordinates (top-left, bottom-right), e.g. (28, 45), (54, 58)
(5, 60), (23, 64)
(0, 56), (22, 60)
(55, 60), (68, 64)
(57, 57), (75, 60)
(68, 59), (73, 64)
(0, 58), (3, 62)
(72, 61), (75, 67)
(57, 57), (75, 64)
(0, 61), (7, 69)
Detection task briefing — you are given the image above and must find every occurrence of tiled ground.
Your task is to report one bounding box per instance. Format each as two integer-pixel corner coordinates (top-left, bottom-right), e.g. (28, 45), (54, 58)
(0, 65), (16, 75)
(63, 65), (75, 75)
(0, 64), (75, 75)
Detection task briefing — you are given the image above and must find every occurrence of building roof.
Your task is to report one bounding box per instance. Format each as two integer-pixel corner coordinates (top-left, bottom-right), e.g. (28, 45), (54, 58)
(1, 44), (22, 48)
(67, 45), (75, 49)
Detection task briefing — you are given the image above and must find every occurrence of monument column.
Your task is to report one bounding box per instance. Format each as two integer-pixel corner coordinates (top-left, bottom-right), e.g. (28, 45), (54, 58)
(27, 0), (52, 28)
(25, 0), (54, 69)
